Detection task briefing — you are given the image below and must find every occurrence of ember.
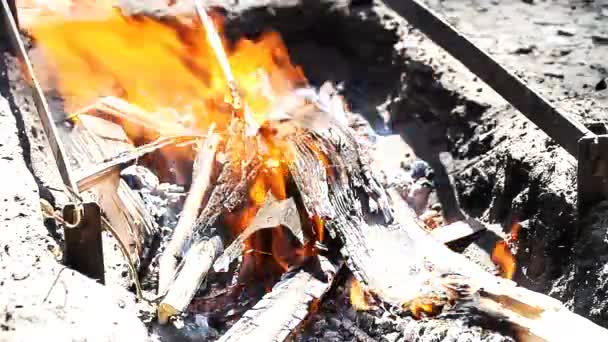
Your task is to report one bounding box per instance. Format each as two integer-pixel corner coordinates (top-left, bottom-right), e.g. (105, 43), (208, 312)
(492, 222), (520, 280)
(349, 277), (372, 311)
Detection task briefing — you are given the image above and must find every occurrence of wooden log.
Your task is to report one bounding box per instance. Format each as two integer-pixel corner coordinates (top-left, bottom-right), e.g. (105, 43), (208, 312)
(158, 130), (220, 294)
(191, 119), (261, 241)
(284, 102), (608, 341)
(218, 259), (338, 342)
(157, 235), (224, 324)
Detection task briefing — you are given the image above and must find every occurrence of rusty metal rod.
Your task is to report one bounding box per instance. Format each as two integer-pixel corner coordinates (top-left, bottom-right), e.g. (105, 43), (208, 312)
(1, 0), (80, 195)
(384, 0), (592, 158)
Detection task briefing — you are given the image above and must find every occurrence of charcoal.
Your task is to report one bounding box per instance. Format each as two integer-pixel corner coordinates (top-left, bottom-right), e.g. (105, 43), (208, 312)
(121, 165), (160, 190)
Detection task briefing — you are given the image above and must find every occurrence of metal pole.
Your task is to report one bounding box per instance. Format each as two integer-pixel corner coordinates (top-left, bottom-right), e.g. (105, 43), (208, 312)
(1, 0), (106, 283)
(383, 0), (592, 158)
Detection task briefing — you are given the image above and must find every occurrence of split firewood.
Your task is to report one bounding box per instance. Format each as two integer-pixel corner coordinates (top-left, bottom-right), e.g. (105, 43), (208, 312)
(158, 235), (224, 324)
(218, 258), (338, 342)
(191, 119), (261, 242)
(158, 129), (220, 294)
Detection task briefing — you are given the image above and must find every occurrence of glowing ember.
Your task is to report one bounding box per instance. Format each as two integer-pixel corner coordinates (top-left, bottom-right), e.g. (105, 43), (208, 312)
(349, 277), (372, 311)
(408, 297), (443, 319)
(492, 222), (520, 280)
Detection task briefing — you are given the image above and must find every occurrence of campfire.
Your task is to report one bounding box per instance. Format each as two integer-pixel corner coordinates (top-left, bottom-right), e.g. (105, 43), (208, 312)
(10, 1), (608, 341)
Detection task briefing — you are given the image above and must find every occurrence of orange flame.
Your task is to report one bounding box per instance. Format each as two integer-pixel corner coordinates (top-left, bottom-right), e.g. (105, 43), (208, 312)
(25, 5), (307, 130)
(492, 222), (520, 280)
(25, 3), (328, 283)
(349, 277), (372, 311)
(408, 297), (443, 319)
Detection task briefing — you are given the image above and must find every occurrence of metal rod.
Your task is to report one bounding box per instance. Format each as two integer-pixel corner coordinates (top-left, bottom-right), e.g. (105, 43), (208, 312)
(63, 203), (105, 283)
(384, 0), (592, 158)
(1, 0), (80, 195)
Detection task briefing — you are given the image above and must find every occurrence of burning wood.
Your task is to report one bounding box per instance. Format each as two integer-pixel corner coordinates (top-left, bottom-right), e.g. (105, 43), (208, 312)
(492, 222), (521, 280)
(17, 1), (608, 341)
(349, 277), (374, 311)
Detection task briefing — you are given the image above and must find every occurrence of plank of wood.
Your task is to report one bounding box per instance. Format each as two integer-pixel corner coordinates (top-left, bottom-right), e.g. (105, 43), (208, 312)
(430, 218), (487, 244)
(75, 135), (200, 192)
(65, 114), (158, 269)
(69, 96), (190, 140)
(218, 262), (337, 342)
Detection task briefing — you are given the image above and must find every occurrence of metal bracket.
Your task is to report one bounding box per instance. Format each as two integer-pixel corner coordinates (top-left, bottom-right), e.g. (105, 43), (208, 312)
(2, 0), (106, 282)
(63, 202), (106, 284)
(577, 132), (608, 220)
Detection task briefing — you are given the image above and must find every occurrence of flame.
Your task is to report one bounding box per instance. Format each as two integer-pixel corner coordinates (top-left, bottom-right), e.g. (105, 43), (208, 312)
(492, 222), (520, 280)
(349, 277), (372, 311)
(25, 5), (306, 130)
(26, 3), (326, 283)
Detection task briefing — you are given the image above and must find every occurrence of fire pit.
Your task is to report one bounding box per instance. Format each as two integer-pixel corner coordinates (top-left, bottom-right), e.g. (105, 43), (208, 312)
(2, 0), (608, 341)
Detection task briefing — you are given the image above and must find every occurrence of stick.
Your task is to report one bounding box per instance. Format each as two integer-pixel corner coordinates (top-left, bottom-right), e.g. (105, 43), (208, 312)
(158, 129), (220, 294)
(157, 235), (223, 324)
(218, 259), (338, 342)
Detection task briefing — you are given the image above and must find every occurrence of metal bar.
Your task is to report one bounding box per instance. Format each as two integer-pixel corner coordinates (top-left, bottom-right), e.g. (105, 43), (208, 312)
(0, 0), (16, 33)
(63, 203), (105, 284)
(577, 136), (608, 219)
(2, 1), (106, 281)
(1, 0), (80, 194)
(384, 0), (592, 158)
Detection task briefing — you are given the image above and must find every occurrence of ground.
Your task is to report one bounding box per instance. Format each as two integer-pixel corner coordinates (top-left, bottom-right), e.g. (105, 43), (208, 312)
(1, 0), (608, 341)
(416, 0), (608, 326)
